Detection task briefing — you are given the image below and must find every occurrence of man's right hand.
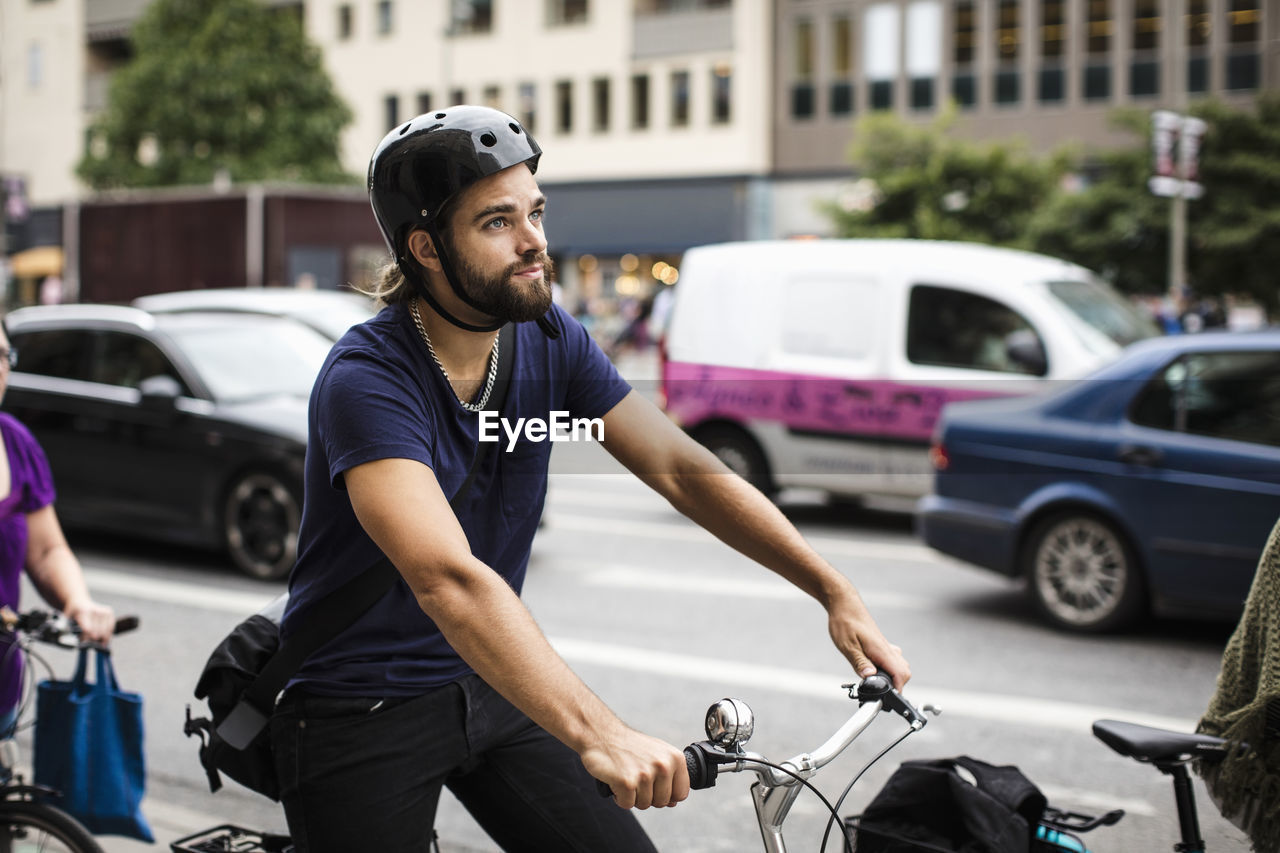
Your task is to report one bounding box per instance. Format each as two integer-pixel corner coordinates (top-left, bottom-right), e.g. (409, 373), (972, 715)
(581, 726), (690, 810)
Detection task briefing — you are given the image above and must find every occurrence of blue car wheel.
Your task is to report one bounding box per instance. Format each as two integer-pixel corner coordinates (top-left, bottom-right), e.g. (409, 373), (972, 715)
(1024, 512), (1146, 632)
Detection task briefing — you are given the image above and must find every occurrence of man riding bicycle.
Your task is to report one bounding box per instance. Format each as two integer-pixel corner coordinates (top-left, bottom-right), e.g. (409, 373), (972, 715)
(272, 105), (910, 853)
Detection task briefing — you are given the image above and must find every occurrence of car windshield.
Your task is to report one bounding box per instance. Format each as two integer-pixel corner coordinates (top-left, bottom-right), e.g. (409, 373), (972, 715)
(1046, 279), (1161, 347)
(161, 314), (334, 402)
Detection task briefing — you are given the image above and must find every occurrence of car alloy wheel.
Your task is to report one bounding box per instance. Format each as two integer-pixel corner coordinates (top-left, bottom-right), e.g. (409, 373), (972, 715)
(698, 425), (775, 495)
(1026, 513), (1145, 632)
(223, 470), (301, 580)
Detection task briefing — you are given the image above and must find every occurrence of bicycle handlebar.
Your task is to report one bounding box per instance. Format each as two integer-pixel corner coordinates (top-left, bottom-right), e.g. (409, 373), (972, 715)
(0, 607), (140, 649)
(596, 671), (933, 798)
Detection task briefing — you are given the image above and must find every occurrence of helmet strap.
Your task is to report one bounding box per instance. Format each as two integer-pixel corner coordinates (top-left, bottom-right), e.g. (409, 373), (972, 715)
(410, 225), (505, 333)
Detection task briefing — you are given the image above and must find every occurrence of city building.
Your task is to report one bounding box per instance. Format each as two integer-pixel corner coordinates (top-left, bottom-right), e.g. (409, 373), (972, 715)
(0, 1), (1275, 312)
(772, 0), (1276, 238)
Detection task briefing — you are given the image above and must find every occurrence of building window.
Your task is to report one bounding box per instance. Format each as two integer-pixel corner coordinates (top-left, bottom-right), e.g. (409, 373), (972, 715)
(793, 18), (815, 119)
(910, 78), (934, 110)
(953, 0), (975, 64)
(1187, 0), (1209, 93)
(1132, 0), (1159, 51)
(631, 74), (650, 129)
(337, 4), (353, 39)
(906, 1), (941, 113)
(483, 85), (501, 108)
(996, 0), (1019, 62)
(1130, 0), (1160, 97)
(952, 75), (976, 107)
(1084, 0), (1111, 100)
(417, 92), (432, 114)
(1038, 68), (1065, 101)
(518, 82), (537, 131)
(1083, 64), (1110, 99)
(377, 0), (393, 35)
(1226, 1), (1260, 90)
(832, 14), (855, 116)
(555, 80), (573, 133)
(384, 94), (398, 130)
(450, 87), (466, 105)
(547, 0), (589, 26)
(452, 0), (493, 34)
(869, 80), (893, 110)
(592, 77), (610, 132)
(1041, 0), (1065, 59)
(864, 4), (900, 111)
(670, 70), (690, 127)
(711, 64), (731, 124)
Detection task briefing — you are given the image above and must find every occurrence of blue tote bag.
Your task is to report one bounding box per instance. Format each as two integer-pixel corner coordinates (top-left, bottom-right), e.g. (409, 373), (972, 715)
(33, 647), (154, 842)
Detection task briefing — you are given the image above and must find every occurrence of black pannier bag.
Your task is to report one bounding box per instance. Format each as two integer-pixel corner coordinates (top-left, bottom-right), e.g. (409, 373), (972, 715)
(848, 756), (1048, 853)
(185, 594), (286, 800)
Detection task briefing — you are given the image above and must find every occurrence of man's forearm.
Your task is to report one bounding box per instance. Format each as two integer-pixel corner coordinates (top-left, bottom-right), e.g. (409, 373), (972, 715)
(413, 558), (623, 754)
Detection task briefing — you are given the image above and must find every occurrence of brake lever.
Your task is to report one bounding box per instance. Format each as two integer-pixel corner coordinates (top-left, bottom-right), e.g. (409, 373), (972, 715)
(846, 672), (937, 730)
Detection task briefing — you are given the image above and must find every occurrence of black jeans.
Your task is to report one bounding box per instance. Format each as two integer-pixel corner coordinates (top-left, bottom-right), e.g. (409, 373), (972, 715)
(271, 674), (658, 853)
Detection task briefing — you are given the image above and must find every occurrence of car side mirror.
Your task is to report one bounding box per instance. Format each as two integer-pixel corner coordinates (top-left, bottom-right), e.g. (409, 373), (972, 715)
(138, 374), (183, 410)
(1005, 330), (1048, 376)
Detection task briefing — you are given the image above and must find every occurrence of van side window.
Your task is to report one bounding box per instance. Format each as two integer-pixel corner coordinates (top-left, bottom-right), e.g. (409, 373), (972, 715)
(1130, 351), (1280, 447)
(906, 285), (1048, 375)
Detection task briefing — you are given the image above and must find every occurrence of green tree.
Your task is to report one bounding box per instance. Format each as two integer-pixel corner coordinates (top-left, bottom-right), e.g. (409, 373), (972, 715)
(78, 0), (354, 189)
(1026, 110), (1169, 296)
(1030, 95), (1280, 314)
(1187, 92), (1280, 316)
(825, 108), (1068, 248)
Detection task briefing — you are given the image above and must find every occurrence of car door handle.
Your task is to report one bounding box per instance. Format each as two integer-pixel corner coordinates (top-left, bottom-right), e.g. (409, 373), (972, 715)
(1118, 444), (1163, 466)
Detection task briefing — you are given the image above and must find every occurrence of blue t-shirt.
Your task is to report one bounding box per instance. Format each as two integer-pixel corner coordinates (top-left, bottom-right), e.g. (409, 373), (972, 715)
(283, 301), (630, 696)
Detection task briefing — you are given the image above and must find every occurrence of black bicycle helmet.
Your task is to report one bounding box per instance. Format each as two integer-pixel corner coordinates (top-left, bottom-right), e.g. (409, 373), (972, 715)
(368, 106), (553, 335)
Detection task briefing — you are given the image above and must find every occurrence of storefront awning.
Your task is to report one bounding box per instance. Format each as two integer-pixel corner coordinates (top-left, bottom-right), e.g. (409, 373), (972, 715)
(9, 246), (63, 279)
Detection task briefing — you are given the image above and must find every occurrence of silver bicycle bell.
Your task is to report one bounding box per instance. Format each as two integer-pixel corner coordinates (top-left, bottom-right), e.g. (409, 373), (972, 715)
(704, 698), (754, 749)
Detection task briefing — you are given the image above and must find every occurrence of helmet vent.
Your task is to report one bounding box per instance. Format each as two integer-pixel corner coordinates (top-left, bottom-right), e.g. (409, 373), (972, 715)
(435, 112), (447, 119)
(398, 122), (413, 136)
(509, 123), (522, 135)
(479, 131), (498, 148)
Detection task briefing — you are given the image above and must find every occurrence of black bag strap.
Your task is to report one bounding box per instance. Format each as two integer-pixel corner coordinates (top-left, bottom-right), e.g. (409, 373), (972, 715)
(217, 322), (517, 750)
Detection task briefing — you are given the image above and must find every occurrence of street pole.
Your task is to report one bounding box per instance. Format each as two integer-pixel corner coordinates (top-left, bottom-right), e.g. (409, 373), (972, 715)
(1168, 0), (1187, 300)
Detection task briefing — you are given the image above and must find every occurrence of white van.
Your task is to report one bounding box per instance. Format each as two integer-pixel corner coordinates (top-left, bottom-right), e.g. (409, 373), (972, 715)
(660, 239), (1160, 503)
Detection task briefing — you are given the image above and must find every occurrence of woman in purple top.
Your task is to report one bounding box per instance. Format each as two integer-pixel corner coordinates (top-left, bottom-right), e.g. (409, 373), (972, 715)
(0, 318), (115, 735)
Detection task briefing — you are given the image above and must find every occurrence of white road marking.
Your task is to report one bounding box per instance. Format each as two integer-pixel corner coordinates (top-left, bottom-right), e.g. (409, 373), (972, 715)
(549, 637), (1200, 735)
(582, 565), (936, 610)
(82, 568), (1196, 735)
(545, 513), (946, 563)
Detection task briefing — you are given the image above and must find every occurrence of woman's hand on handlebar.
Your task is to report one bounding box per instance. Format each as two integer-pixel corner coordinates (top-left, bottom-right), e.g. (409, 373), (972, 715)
(826, 587), (910, 690)
(581, 726), (691, 810)
(65, 597), (115, 645)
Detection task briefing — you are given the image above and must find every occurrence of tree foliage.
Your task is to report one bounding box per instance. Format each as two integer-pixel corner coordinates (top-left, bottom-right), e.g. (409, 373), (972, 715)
(77, 0), (354, 189)
(1026, 110), (1170, 295)
(825, 109), (1068, 249)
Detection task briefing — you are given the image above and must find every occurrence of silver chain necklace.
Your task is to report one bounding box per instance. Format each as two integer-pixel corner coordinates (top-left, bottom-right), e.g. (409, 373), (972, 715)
(409, 299), (500, 413)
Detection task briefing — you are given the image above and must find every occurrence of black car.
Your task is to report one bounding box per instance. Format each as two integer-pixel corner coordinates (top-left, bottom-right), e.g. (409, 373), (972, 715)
(1, 304), (335, 579)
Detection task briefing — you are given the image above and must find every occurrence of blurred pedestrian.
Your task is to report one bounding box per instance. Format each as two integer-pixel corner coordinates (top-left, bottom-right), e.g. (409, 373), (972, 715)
(1198, 516), (1280, 853)
(0, 316), (115, 736)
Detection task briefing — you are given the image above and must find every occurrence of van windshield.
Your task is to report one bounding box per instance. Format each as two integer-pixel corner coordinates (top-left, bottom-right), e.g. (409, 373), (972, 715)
(1046, 279), (1160, 347)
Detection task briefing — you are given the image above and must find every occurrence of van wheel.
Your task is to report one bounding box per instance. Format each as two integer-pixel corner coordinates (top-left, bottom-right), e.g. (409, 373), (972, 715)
(223, 469), (301, 580)
(698, 426), (775, 495)
(1023, 512), (1146, 633)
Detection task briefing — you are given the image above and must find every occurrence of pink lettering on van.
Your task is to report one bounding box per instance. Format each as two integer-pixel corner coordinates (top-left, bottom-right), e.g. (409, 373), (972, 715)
(662, 361), (1008, 443)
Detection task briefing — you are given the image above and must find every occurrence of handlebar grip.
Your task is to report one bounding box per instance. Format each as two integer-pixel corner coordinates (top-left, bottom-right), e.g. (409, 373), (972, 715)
(113, 616), (140, 635)
(684, 743), (720, 790)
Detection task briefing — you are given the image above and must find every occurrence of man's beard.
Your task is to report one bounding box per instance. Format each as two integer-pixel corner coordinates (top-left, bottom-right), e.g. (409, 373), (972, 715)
(450, 247), (555, 324)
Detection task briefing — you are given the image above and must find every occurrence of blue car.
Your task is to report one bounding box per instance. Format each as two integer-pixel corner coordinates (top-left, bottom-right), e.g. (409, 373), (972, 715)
(918, 330), (1280, 632)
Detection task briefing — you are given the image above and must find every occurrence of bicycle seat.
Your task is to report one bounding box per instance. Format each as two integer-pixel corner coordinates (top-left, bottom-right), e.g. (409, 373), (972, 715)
(1092, 719), (1229, 766)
